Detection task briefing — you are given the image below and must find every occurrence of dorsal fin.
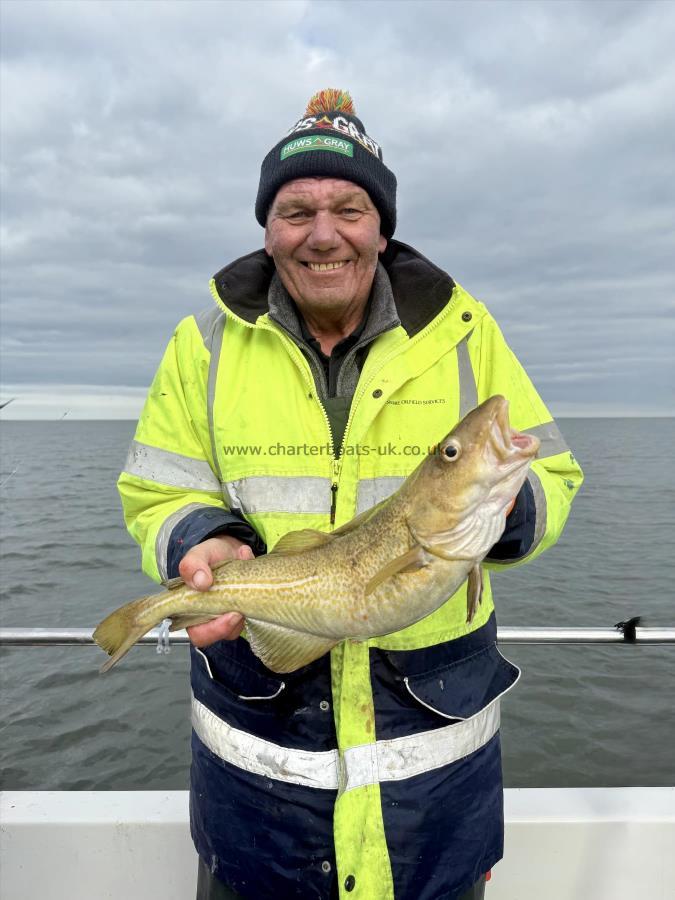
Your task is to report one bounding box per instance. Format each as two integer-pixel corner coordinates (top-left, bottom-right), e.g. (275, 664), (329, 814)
(270, 495), (390, 556)
(331, 496), (388, 538)
(269, 528), (335, 556)
(163, 576), (185, 590)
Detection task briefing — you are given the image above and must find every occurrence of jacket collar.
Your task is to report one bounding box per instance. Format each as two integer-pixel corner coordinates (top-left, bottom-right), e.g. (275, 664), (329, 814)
(212, 239), (455, 339)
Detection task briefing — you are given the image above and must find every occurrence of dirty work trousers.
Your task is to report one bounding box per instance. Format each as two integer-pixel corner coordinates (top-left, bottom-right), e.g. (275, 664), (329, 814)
(196, 857), (487, 899)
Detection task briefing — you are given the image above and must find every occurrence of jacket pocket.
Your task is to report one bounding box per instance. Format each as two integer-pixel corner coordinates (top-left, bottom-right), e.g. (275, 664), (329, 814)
(190, 640), (337, 751)
(403, 643), (520, 721)
(193, 639), (286, 704)
(190, 639), (289, 746)
(370, 637), (520, 738)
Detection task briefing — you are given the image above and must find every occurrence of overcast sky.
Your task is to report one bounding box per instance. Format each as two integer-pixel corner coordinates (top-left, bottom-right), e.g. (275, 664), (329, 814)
(1, 0), (673, 419)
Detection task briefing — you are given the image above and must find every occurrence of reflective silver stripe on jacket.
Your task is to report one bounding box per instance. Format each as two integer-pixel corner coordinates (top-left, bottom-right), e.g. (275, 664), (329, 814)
(207, 314), (226, 482)
(339, 699), (500, 793)
(488, 466), (548, 566)
(192, 695), (337, 790)
(527, 468), (547, 555)
(223, 472), (407, 517)
(124, 441), (221, 492)
(192, 693), (500, 794)
(355, 476), (405, 515)
(456, 332), (478, 418)
(524, 421), (569, 458)
(222, 476), (332, 515)
(194, 307), (225, 354)
(155, 502), (213, 583)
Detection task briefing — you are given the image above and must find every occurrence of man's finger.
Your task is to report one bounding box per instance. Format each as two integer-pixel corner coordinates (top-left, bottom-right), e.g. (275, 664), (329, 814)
(188, 613), (245, 647)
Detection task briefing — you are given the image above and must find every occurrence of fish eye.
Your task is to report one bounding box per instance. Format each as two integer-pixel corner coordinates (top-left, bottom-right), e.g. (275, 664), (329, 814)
(442, 441), (461, 461)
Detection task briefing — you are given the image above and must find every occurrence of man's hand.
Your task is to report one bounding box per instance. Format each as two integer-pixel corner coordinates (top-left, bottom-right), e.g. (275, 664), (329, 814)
(179, 535), (254, 648)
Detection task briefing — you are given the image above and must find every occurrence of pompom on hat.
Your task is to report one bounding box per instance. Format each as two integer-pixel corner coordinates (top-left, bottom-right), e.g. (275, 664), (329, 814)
(256, 89), (397, 238)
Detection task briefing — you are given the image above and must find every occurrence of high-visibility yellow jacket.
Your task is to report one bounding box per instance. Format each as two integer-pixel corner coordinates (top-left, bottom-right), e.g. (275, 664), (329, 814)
(119, 240), (583, 900)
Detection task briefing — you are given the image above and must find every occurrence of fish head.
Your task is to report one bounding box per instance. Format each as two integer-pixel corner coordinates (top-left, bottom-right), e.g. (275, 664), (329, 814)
(407, 395), (540, 560)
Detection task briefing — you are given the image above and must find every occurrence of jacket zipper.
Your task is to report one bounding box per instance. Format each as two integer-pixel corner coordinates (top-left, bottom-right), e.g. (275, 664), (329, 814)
(330, 481), (338, 525)
(316, 399), (341, 527)
(213, 296), (343, 526)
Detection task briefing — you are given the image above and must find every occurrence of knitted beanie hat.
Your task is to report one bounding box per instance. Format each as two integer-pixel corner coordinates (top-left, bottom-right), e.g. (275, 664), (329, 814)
(255, 89), (397, 238)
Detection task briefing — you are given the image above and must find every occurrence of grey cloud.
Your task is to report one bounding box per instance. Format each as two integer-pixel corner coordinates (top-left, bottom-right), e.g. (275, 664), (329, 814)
(1, 0), (673, 417)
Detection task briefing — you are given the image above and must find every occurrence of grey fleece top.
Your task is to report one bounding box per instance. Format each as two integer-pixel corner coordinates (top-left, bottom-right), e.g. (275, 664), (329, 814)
(267, 262), (401, 453)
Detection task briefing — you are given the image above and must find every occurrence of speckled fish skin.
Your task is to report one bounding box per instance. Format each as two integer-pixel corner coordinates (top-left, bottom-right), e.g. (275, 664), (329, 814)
(93, 395), (539, 674)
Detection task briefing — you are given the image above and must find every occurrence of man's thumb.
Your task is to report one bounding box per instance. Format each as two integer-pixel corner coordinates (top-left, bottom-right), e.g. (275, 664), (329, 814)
(193, 569), (211, 591)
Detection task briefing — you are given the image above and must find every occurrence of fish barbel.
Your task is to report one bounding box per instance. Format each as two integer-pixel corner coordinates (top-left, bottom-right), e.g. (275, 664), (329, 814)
(94, 396), (539, 674)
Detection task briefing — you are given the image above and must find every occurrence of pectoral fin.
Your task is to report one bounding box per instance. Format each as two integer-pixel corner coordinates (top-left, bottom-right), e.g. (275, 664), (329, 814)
(364, 545), (429, 596)
(466, 564), (483, 623)
(245, 619), (339, 673)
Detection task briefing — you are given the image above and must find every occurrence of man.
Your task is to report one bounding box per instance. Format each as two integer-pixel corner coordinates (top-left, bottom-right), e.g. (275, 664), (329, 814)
(118, 89), (582, 900)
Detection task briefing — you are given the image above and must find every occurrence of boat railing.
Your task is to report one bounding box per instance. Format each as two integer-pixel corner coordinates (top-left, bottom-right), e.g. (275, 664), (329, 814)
(1, 621), (674, 646)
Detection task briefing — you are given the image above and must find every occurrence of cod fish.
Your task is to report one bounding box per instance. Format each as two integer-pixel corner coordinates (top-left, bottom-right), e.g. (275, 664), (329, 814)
(94, 396), (539, 674)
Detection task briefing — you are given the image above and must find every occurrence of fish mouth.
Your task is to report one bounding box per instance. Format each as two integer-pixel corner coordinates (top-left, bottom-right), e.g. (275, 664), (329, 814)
(491, 397), (540, 461)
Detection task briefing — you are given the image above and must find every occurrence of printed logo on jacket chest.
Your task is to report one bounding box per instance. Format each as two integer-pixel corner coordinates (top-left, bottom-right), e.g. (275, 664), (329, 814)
(386, 398), (447, 406)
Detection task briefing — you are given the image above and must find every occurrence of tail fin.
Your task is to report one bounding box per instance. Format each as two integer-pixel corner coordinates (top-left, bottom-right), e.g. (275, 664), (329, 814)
(93, 594), (165, 673)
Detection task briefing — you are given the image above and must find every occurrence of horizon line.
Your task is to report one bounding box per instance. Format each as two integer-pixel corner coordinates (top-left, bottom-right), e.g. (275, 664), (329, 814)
(1, 414), (674, 422)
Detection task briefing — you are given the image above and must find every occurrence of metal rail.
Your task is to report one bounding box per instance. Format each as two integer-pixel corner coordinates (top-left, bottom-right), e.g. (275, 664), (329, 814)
(1, 625), (674, 646)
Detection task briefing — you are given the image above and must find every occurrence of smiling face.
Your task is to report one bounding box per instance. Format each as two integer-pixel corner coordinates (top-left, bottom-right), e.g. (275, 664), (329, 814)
(264, 177), (387, 327)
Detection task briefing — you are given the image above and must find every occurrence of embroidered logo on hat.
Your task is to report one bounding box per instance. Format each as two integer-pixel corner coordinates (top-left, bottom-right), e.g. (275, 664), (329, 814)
(286, 115), (381, 159)
(281, 136), (354, 160)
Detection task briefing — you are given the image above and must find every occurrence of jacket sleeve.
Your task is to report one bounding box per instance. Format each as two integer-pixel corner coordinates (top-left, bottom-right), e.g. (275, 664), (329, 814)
(469, 310), (584, 569)
(117, 313), (264, 585)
